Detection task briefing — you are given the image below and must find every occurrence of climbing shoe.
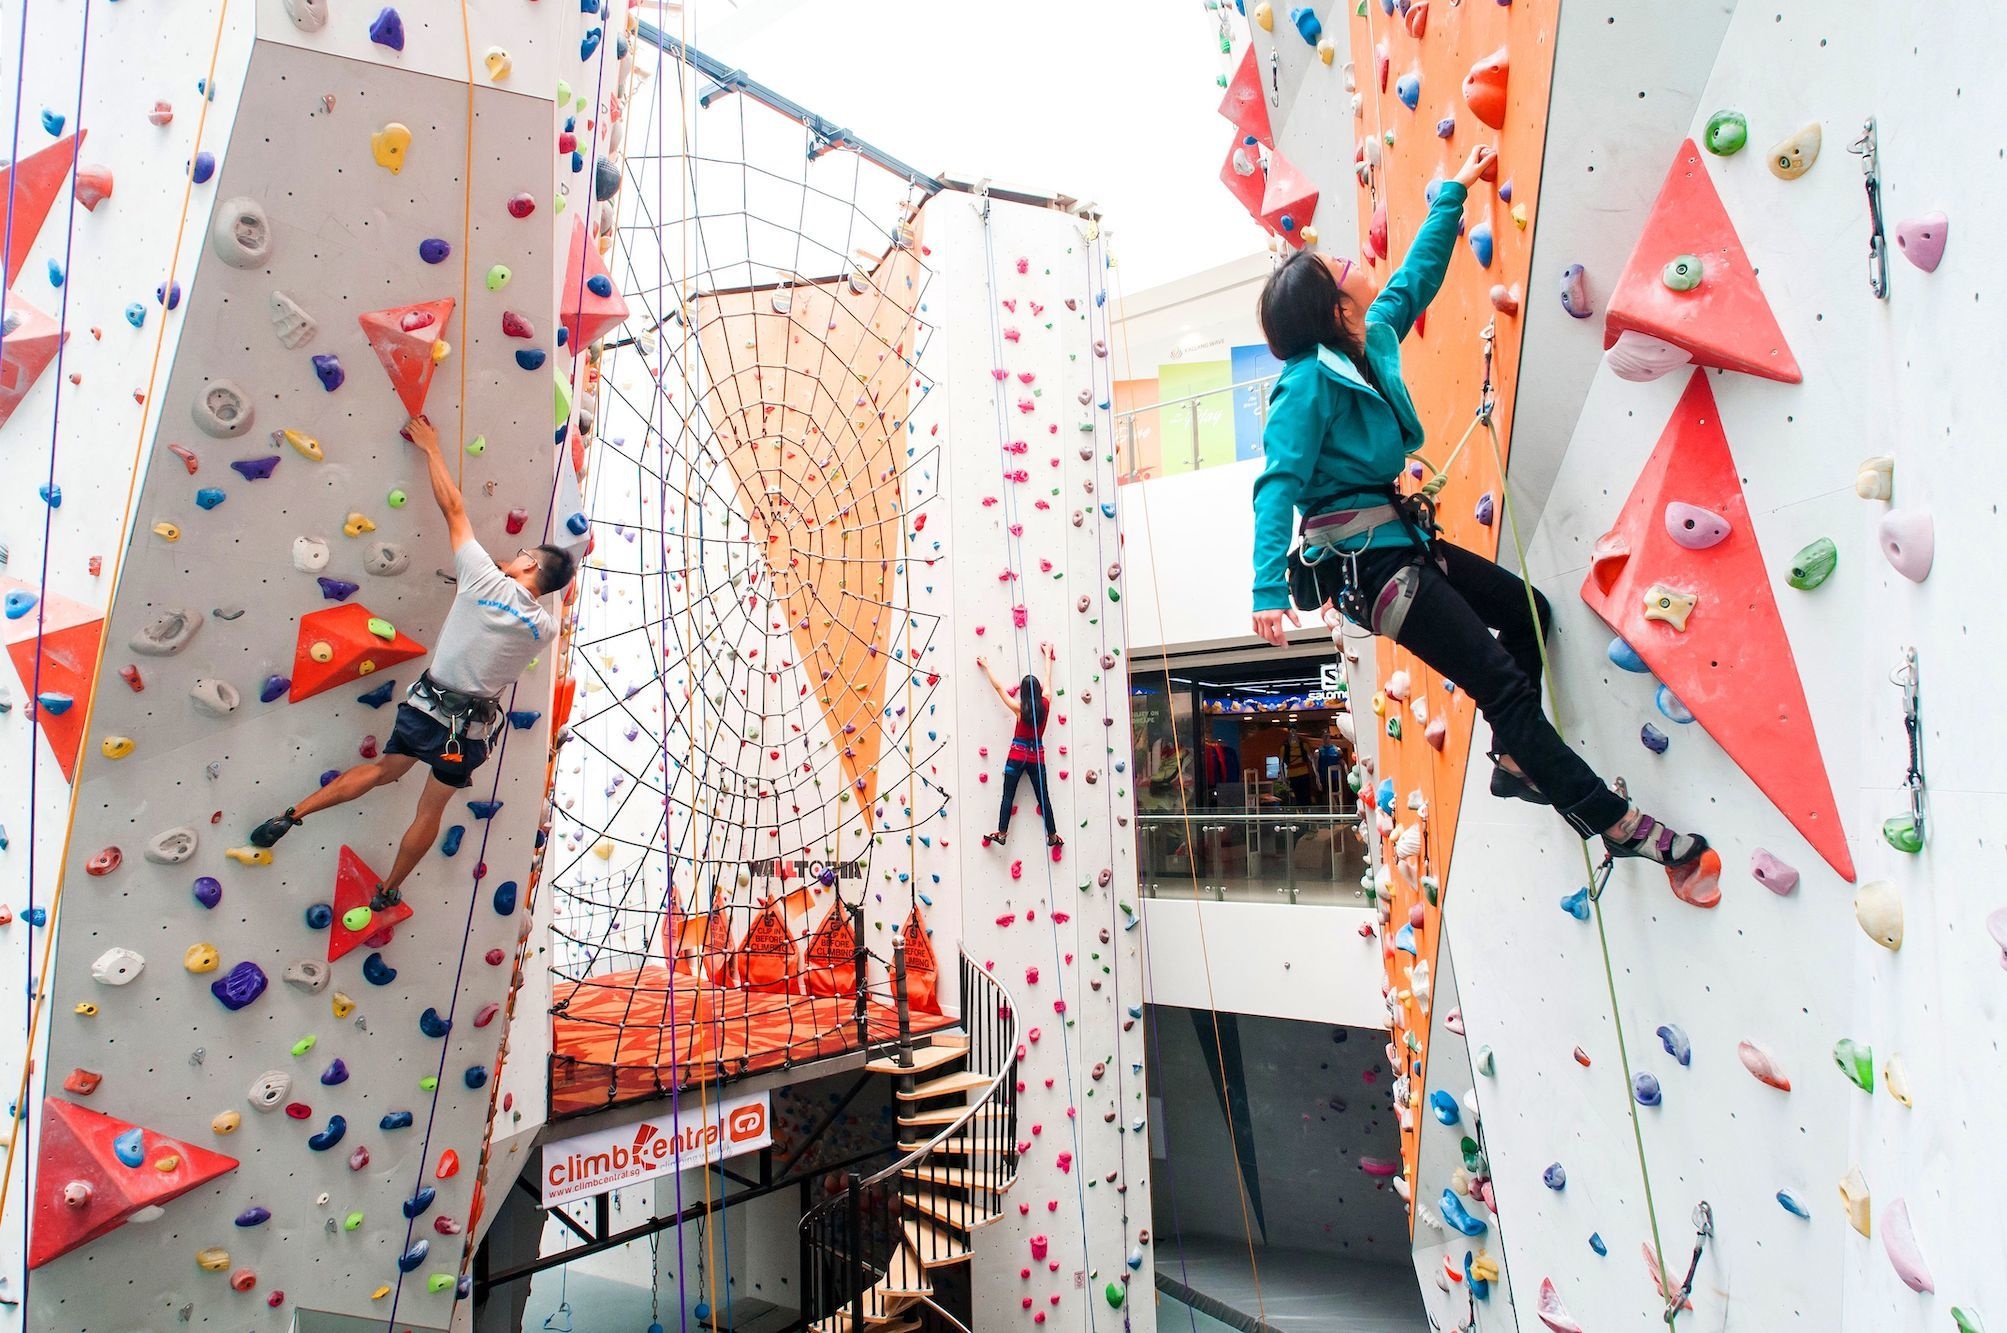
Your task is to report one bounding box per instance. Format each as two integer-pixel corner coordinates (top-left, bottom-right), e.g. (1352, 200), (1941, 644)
(370, 883), (402, 913)
(1602, 808), (1708, 869)
(249, 808), (302, 849)
(981, 830), (1006, 849)
(1487, 764), (1547, 806)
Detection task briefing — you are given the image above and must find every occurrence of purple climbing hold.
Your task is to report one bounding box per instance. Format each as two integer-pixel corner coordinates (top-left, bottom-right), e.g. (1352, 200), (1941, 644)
(1750, 848), (1800, 895)
(317, 576), (359, 602)
(1436, 115), (1456, 139)
(320, 1058), (349, 1085)
(1474, 493), (1495, 526)
(418, 237), (452, 264)
(1634, 1072), (1662, 1106)
(234, 1206), (272, 1228)
(362, 952), (397, 986)
(1499, 179), (1514, 204)
(419, 1007), (451, 1038)
(1543, 1163), (1567, 1190)
(1641, 723), (1670, 754)
(1657, 1023), (1692, 1065)
(193, 876), (223, 909)
(157, 280), (183, 309)
(369, 7), (405, 50)
(1560, 264), (1593, 318)
(230, 456), (280, 481)
(260, 675), (290, 703)
(211, 960), (269, 1010)
(312, 354), (344, 392)
(189, 153), (215, 185)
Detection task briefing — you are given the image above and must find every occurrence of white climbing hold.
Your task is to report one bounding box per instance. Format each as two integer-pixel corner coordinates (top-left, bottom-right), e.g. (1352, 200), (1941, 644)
(292, 536), (330, 573)
(210, 197), (273, 269)
(282, 0), (329, 30)
(1884, 1053), (1913, 1107)
(1605, 330), (1693, 383)
(247, 1071), (291, 1110)
(143, 827), (199, 865)
(269, 291), (316, 348)
(90, 948), (146, 985)
(1854, 880), (1903, 951)
(129, 608), (203, 656)
(190, 678), (240, 716)
(1855, 455), (1894, 501)
(192, 380), (254, 438)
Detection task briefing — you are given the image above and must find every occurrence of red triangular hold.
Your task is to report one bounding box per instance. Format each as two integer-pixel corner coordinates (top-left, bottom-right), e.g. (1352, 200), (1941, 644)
(1258, 146), (1319, 250)
(560, 218), (629, 354)
(0, 298), (69, 430)
(1603, 139), (1800, 384)
(0, 131), (85, 290)
(1219, 133), (1267, 220)
(328, 845), (413, 961)
(287, 604), (427, 703)
(1580, 370), (1851, 880)
(1217, 47), (1272, 147)
(358, 298), (456, 416)
(30, 1098), (239, 1268)
(1, 577), (102, 783)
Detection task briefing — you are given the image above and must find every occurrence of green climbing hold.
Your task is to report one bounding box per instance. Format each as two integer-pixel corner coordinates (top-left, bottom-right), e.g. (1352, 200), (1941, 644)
(1662, 254), (1704, 291)
(1386, 716), (1401, 740)
(291, 1034), (317, 1057)
(387, 488), (408, 509)
(1834, 1038), (1874, 1092)
(1705, 109), (1749, 156)
(486, 264), (512, 292)
(465, 434), (487, 456)
(366, 617), (395, 641)
(1104, 1282), (1126, 1309)
(1474, 1045), (1495, 1076)
(1787, 537), (1837, 590)
(1951, 1309), (1985, 1333)
(419, 1075), (439, 1091)
(344, 1210), (364, 1231)
(427, 1273), (454, 1293)
(1106, 587), (1120, 602)
(1882, 817), (1924, 854)
(342, 906), (373, 932)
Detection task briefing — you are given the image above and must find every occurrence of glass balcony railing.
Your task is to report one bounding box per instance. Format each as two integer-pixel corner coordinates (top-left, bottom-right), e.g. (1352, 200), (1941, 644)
(1134, 810), (1369, 907)
(1114, 374), (1278, 483)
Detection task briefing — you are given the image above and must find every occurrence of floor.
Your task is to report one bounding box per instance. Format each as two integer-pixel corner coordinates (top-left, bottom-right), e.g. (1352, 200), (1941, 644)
(1155, 1235), (1428, 1333)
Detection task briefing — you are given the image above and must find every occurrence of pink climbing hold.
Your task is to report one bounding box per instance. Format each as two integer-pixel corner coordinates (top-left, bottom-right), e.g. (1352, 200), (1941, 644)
(1881, 1198), (1934, 1293)
(1877, 510), (1933, 583)
(1736, 1039), (1791, 1090)
(73, 165), (113, 212)
(1892, 213), (1948, 273)
(1536, 1278), (1583, 1333)
(1663, 502), (1730, 550)
(1749, 848), (1799, 895)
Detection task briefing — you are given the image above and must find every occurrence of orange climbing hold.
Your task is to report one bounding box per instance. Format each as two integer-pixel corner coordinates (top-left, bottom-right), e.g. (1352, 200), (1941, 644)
(286, 604), (426, 703)
(560, 218), (630, 354)
(0, 130), (85, 288)
(1604, 140), (1801, 383)
(1217, 46), (1272, 148)
(1580, 371), (1851, 880)
(30, 1099), (239, 1268)
(1, 577), (102, 782)
(357, 298), (457, 416)
(328, 845), (413, 961)
(1461, 48), (1509, 130)
(0, 298), (70, 430)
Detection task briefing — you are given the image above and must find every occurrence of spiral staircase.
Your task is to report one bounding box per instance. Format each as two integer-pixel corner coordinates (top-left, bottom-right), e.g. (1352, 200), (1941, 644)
(800, 947), (1020, 1333)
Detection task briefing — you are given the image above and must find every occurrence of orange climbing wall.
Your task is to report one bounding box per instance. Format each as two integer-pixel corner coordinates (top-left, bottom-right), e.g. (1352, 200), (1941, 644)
(1340, 0), (1560, 1209)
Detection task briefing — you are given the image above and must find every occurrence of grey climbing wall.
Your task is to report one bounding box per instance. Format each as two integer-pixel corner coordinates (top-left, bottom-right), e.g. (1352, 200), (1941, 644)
(21, 0), (590, 1324)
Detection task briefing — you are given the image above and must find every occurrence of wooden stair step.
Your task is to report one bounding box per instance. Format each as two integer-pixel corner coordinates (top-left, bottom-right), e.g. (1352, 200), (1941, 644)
(901, 1187), (1001, 1232)
(866, 1043), (969, 1077)
(897, 1104), (1004, 1129)
(904, 1218), (972, 1268)
(901, 1164), (1001, 1191)
(894, 1070), (990, 1102)
(896, 1136), (1008, 1155)
(812, 1311), (918, 1333)
(875, 1242), (933, 1299)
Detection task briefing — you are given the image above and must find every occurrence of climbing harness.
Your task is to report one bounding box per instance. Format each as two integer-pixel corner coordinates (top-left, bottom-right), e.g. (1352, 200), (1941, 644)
(1885, 647), (1925, 851)
(1659, 1202), (1715, 1325)
(1846, 117), (1889, 300)
(410, 671), (503, 762)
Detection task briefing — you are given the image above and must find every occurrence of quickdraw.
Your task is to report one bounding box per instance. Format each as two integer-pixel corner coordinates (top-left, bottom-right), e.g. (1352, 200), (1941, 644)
(1885, 647), (1925, 852)
(1660, 1201), (1714, 1325)
(1846, 117), (1889, 300)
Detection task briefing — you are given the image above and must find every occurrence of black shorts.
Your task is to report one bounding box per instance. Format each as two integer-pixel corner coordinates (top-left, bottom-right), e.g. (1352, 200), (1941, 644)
(383, 702), (490, 789)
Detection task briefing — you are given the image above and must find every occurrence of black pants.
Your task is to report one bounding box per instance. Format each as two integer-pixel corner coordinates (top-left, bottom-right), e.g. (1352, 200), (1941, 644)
(997, 757), (1058, 838)
(1288, 774), (1320, 808)
(1327, 540), (1628, 835)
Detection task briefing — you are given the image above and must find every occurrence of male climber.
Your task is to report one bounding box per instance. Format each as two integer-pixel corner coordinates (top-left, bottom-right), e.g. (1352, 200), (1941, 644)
(247, 415), (575, 911)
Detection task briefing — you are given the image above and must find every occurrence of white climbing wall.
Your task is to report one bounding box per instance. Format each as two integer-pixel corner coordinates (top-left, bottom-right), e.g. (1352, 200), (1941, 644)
(1431, 2), (2007, 1331)
(13, 0), (613, 1326)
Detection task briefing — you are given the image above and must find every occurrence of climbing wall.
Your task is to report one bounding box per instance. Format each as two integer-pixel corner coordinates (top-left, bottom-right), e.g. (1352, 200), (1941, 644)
(14, 0), (609, 1324)
(1316, 0), (2007, 1329)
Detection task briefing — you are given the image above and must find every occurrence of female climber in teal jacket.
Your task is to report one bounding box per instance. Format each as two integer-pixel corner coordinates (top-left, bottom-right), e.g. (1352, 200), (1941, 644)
(1248, 144), (1707, 869)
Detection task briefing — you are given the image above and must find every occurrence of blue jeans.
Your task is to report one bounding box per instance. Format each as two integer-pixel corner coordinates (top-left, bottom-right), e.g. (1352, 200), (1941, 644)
(997, 757), (1057, 838)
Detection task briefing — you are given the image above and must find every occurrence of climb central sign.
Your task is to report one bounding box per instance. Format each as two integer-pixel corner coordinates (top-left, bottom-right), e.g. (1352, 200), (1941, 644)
(540, 1090), (772, 1205)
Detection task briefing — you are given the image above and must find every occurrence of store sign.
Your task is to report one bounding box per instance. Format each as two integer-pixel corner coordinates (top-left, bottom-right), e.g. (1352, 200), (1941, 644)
(1319, 663), (1344, 693)
(541, 1090), (772, 1205)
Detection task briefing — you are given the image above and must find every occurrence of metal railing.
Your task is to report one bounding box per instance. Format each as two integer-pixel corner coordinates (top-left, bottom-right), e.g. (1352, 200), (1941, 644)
(1134, 809), (1367, 906)
(798, 948), (1019, 1333)
(1114, 373), (1278, 482)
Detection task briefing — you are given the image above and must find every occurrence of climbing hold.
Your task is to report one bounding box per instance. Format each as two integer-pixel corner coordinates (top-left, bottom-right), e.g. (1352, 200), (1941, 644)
(1663, 502), (1728, 549)
(343, 513), (376, 538)
(210, 198), (272, 268)
(419, 237), (451, 265)
(484, 47), (512, 80)
(1474, 1047), (1495, 1076)
(183, 943), (220, 974)
(593, 156), (621, 201)
(1854, 880), (1903, 949)
(1876, 510), (1933, 582)
(1787, 538), (1837, 590)
(1395, 72), (1421, 112)
(419, 1007), (451, 1038)
(486, 264), (512, 290)
(380, 1110), (414, 1131)
(1543, 1164), (1566, 1191)
(1767, 122), (1821, 179)
(283, 960), (330, 995)
(332, 992), (355, 1018)
(74, 165), (113, 211)
(1640, 584), (1697, 631)
(1777, 1190), (1810, 1218)
(1834, 1038), (1875, 1092)
(189, 152), (215, 185)
(1884, 1054), (1913, 1107)
(277, 427), (323, 461)
(1559, 264), (1592, 319)
(506, 193), (536, 219)
(194, 488), (226, 510)
(371, 123), (412, 174)
(1661, 254), (1703, 291)
(1654, 685), (1693, 723)
(1489, 283), (1521, 315)
(1642, 723), (1671, 752)
(1749, 849), (1799, 895)
(1656, 1024), (1691, 1066)
(91, 947), (144, 985)
(282, 0), (329, 29)
(192, 381), (254, 437)
(1704, 109), (1748, 156)
(248, 1071), (291, 1111)
(1855, 455), (1893, 501)
(464, 1065), (488, 1089)
(1840, 1165), (1871, 1236)
(364, 952), (398, 986)
(212, 961), (269, 1010)
(192, 877), (223, 909)
(1882, 1198), (1933, 1293)
(1737, 1040), (1791, 1090)
(224, 846), (273, 866)
(1633, 1072), (1662, 1106)
(398, 1239), (431, 1273)
(493, 880), (519, 914)
(307, 1115), (347, 1152)
(229, 455), (279, 482)
(369, 7), (405, 50)
(1466, 221), (1494, 269)
(1559, 887), (1590, 920)
(402, 1185), (437, 1218)
(87, 847), (123, 877)
(1537, 1279), (1584, 1333)
(1461, 47), (1508, 129)
(1893, 213), (1948, 272)
(515, 347), (548, 371)
(1439, 1190), (1487, 1237)
(269, 291), (317, 349)
(1428, 1089), (1460, 1126)
(196, 1247), (230, 1273)
(364, 542), (410, 576)
(151, 522), (182, 543)
(1607, 637), (1649, 672)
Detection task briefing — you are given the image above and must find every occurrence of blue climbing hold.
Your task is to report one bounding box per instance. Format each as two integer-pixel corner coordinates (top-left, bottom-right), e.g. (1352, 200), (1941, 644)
(566, 511), (589, 536)
(580, 26), (603, 59)
(1464, 1251), (1489, 1301)
(441, 825), (465, 857)
(47, 259), (64, 287)
(419, 1007), (451, 1038)
(1543, 1163), (1567, 1190)
(369, 7), (406, 50)
(1467, 221), (1495, 269)
(1559, 887), (1591, 920)
(398, 1239), (430, 1272)
(1436, 116), (1456, 140)
(594, 155), (621, 201)
(319, 770), (340, 787)
(230, 455), (278, 481)
(419, 238), (452, 264)
(492, 880), (519, 915)
(1777, 1190), (1810, 1218)
(190, 153), (215, 185)
(1589, 1233), (1607, 1256)
(321, 1058), (349, 1086)
(1633, 1072), (1663, 1106)
(317, 577), (359, 602)
(307, 1114), (346, 1151)
(694, 1304), (713, 1321)
(1375, 778), (1395, 814)
(1640, 723), (1670, 754)
(39, 109), (63, 136)
(362, 952), (398, 986)
(1396, 72), (1421, 111)
(235, 1206), (272, 1228)
(36, 692), (72, 714)
(402, 1185), (437, 1219)
(1656, 1023), (1692, 1066)
(468, 800), (503, 820)
(1393, 922), (1416, 955)
(515, 346), (548, 371)
(1655, 685), (1694, 724)
(112, 1127), (145, 1167)
(1607, 637), (1650, 673)
(260, 675), (290, 703)
(157, 280), (182, 309)
(212, 961), (269, 1010)
(23, 907), (45, 927)
(380, 1109), (414, 1131)
(305, 902), (333, 929)
(1287, 5), (1322, 43)
(586, 274), (613, 298)
(3, 591), (36, 620)
(195, 487), (226, 510)
(1428, 1089), (1460, 1126)
(193, 876), (223, 909)
(464, 1065), (488, 1089)
(358, 679), (397, 708)
(124, 303), (146, 329)
(312, 353), (344, 391)
(38, 484), (59, 508)
(507, 709), (541, 729)
(1439, 1190), (1487, 1237)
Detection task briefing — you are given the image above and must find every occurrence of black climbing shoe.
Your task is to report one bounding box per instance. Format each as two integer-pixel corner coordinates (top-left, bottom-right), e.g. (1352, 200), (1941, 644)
(1488, 764), (1548, 806)
(981, 830), (1006, 849)
(370, 883), (402, 912)
(1602, 809), (1708, 869)
(1047, 833), (1064, 849)
(249, 808), (302, 849)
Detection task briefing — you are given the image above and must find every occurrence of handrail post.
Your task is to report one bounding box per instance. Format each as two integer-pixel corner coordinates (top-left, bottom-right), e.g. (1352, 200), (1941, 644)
(850, 900), (868, 1048)
(892, 934), (913, 1068)
(1187, 401), (1200, 470)
(846, 1172), (865, 1333)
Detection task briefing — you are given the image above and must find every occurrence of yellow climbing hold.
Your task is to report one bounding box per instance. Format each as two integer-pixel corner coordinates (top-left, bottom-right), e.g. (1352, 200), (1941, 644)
(430, 339), (451, 364)
(224, 847), (273, 867)
(343, 512), (376, 537)
(100, 736), (135, 760)
(1252, 1), (1273, 30)
(211, 1110), (241, 1135)
(1884, 1053), (1913, 1107)
(593, 839), (614, 860)
(483, 46), (512, 80)
(152, 521), (181, 542)
(371, 122), (413, 174)
(370, 1284), (390, 1300)
(183, 943), (220, 973)
(196, 1247), (231, 1272)
(331, 991), (356, 1018)
(73, 1002), (98, 1017)
(279, 427), (323, 461)
(1839, 1165), (1871, 1237)
(1641, 583), (1698, 631)
(153, 1154), (180, 1171)
(309, 640), (334, 664)
(1854, 879), (1903, 951)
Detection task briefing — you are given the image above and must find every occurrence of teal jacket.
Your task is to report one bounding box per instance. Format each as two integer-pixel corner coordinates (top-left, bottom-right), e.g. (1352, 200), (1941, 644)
(1250, 179), (1468, 612)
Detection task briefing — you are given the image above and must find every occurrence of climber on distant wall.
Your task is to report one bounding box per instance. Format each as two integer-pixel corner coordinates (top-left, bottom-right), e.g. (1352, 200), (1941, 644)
(245, 415), (577, 910)
(975, 643), (1063, 854)
(1246, 144), (1709, 870)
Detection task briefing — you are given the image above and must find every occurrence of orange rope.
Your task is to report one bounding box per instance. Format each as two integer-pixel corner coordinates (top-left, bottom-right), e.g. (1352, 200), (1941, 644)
(453, 0), (476, 485)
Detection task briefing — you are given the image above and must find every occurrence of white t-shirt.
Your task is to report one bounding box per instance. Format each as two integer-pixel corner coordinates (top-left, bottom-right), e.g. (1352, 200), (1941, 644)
(425, 541), (557, 697)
